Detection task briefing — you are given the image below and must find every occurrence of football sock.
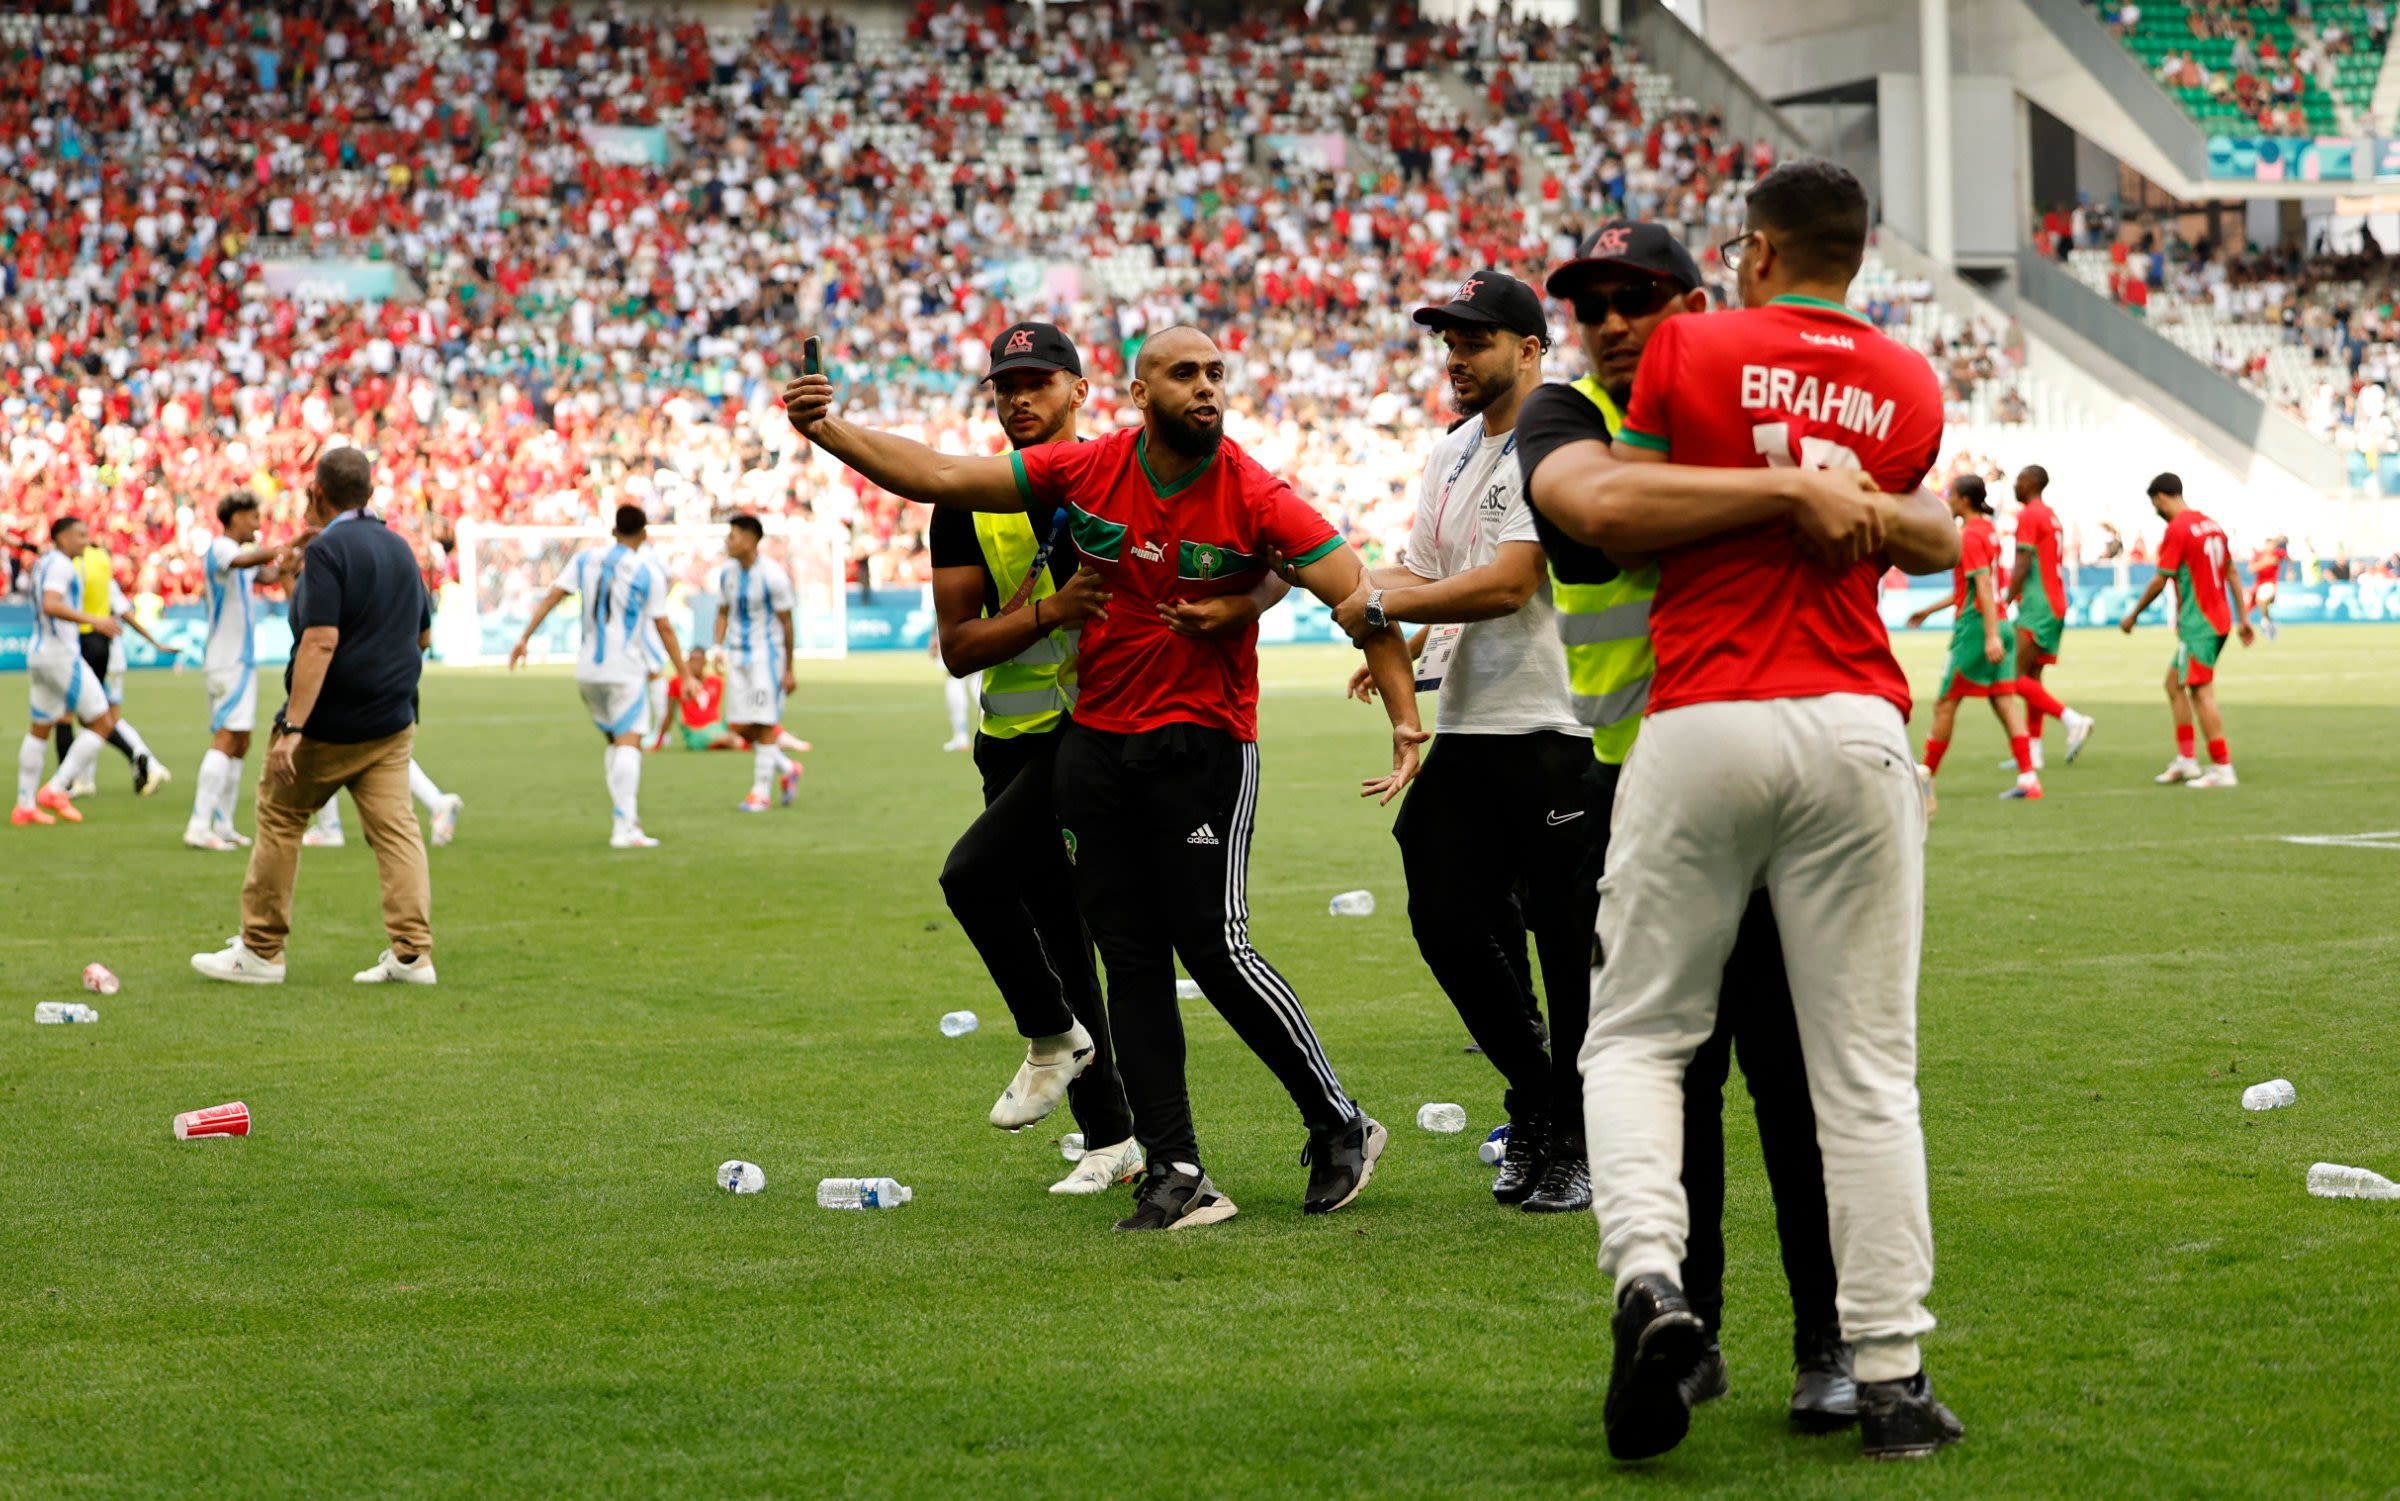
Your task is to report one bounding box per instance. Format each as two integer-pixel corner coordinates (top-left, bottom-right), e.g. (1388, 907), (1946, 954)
(107, 723), (141, 763)
(2026, 708), (2045, 741)
(194, 749), (234, 828)
(17, 734), (46, 809)
(752, 743), (779, 799)
(49, 729), (103, 794)
(2175, 725), (2197, 760)
(2010, 734), (2035, 775)
(52, 721), (74, 765)
(2016, 678), (2068, 720)
(945, 674), (973, 740)
(1923, 737), (1949, 775)
(2207, 737), (2230, 767)
(408, 760), (444, 811)
(605, 744), (641, 827)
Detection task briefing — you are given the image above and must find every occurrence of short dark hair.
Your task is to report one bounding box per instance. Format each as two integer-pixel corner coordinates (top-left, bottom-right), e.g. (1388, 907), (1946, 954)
(50, 515), (84, 541)
(2019, 464), (2049, 494)
(1954, 473), (1991, 513)
(2147, 472), (2183, 499)
(218, 490), (261, 526)
(317, 447), (374, 511)
(728, 513), (764, 541)
(1746, 159), (1871, 284)
(613, 504), (649, 537)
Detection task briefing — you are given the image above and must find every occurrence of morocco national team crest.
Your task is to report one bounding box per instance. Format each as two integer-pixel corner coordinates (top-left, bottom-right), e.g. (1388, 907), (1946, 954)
(1004, 327), (1036, 355)
(1189, 543), (1224, 580)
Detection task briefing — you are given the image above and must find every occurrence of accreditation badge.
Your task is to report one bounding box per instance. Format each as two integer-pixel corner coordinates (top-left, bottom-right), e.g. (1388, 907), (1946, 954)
(1413, 623), (1463, 693)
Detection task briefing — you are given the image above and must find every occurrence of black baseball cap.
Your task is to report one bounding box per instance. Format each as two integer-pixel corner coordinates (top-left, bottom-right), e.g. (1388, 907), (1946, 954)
(983, 321), (1082, 381)
(1546, 221), (1704, 297)
(1412, 269), (1549, 344)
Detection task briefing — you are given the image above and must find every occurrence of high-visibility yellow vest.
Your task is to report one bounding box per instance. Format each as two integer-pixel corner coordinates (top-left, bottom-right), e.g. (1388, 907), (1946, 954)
(77, 547), (112, 635)
(1551, 375), (1658, 765)
(971, 511), (1078, 739)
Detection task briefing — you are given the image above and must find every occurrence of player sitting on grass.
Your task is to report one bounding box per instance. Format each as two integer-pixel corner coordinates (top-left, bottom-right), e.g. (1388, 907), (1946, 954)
(653, 649), (741, 751)
(1908, 474), (2042, 811)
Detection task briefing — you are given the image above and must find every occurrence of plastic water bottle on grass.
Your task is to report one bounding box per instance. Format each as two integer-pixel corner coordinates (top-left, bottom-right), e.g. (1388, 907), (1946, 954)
(1478, 1124), (1511, 1166)
(1417, 1103), (1467, 1133)
(2241, 1079), (2296, 1111)
(35, 1003), (99, 1024)
(1060, 1133), (1086, 1162)
(818, 1177), (914, 1209)
(1328, 890), (1375, 917)
(2307, 1163), (2400, 1200)
(939, 1010), (979, 1037)
(1174, 978), (1204, 1001)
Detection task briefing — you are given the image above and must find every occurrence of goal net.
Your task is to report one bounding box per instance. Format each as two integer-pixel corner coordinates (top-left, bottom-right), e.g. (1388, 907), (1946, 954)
(439, 520), (848, 666)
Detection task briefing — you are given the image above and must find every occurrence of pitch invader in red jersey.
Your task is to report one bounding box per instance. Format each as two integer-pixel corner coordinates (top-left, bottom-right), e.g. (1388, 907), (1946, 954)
(2248, 532), (2289, 641)
(2000, 465), (2095, 770)
(1904, 474), (2041, 807)
(2119, 473), (2253, 788)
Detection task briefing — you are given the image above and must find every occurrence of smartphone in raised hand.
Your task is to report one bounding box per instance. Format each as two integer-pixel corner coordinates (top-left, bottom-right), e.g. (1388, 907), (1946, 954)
(803, 336), (821, 376)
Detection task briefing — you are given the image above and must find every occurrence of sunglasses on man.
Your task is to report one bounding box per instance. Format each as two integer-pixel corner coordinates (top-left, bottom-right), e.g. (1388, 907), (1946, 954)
(1568, 281), (1681, 324)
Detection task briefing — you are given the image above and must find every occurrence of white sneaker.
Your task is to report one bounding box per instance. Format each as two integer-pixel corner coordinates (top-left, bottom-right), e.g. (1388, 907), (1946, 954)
(1052, 1136), (1145, 1195)
(354, 949), (437, 984)
(2188, 765), (2239, 789)
(430, 794), (463, 847)
(610, 825), (661, 849)
(183, 824), (236, 851)
(942, 735), (972, 753)
(2063, 710), (2097, 763)
(212, 816), (252, 847)
(990, 1021), (1096, 1129)
(136, 754), (171, 796)
(1916, 763), (1939, 824)
(190, 939), (285, 985)
(70, 774), (98, 798)
(2155, 756), (2204, 785)
(302, 827), (346, 848)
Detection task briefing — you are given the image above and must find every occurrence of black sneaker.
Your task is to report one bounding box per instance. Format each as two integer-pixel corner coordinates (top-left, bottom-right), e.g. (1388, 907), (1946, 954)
(1858, 1370), (1964, 1460)
(1603, 1273), (1711, 1462)
(1112, 1164), (1238, 1232)
(1685, 1341), (1730, 1406)
(1490, 1118), (1546, 1205)
(1789, 1324), (1859, 1432)
(1520, 1148), (1591, 1213)
(1300, 1110), (1387, 1215)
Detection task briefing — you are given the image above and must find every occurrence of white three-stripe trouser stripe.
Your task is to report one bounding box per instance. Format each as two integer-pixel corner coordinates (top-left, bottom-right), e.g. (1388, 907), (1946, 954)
(1222, 741), (1354, 1118)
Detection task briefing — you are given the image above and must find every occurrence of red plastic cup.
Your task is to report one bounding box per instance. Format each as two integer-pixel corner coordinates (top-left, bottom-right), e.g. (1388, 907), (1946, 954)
(83, 963), (119, 996)
(173, 1101), (250, 1140)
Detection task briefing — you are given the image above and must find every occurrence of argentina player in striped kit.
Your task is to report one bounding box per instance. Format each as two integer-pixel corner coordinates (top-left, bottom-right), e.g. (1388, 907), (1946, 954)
(711, 514), (802, 812)
(510, 505), (696, 847)
(185, 492), (286, 850)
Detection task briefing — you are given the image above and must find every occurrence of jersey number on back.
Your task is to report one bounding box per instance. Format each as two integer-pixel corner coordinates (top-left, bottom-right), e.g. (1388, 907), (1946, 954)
(1750, 422), (1863, 473)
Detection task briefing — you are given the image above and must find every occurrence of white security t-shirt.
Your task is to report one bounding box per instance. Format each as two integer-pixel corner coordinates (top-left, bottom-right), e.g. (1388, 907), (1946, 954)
(1407, 418), (1581, 737)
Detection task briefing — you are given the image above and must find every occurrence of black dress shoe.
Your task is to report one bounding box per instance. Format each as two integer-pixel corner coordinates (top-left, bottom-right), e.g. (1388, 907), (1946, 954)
(1790, 1324), (1859, 1432)
(1520, 1148), (1592, 1213)
(1858, 1369), (1964, 1460)
(1489, 1117), (1546, 1204)
(1603, 1274), (1710, 1462)
(1685, 1340), (1729, 1406)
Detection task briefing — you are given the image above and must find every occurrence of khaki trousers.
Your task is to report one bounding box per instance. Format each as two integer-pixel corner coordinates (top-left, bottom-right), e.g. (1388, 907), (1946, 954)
(1581, 693), (1933, 1384)
(240, 727), (432, 963)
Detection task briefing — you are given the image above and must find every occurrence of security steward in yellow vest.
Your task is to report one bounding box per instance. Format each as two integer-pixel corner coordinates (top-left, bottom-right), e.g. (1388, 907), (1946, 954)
(1516, 222), (1857, 1428)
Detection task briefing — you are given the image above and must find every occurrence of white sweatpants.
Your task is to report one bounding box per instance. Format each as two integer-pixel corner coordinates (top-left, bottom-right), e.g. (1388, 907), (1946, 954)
(1582, 692), (1934, 1382)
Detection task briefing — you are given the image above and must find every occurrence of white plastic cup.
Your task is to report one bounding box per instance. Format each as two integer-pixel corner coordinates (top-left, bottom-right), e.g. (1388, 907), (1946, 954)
(1417, 1102), (1467, 1133)
(939, 1010), (979, 1037)
(82, 963), (119, 996)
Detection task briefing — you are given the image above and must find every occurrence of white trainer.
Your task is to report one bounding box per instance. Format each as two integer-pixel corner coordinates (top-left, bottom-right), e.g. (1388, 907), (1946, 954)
(137, 755), (171, 796)
(990, 1021), (1096, 1129)
(430, 794), (464, 847)
(213, 816), (252, 847)
(354, 949), (437, 985)
(610, 825), (660, 849)
(1052, 1136), (1145, 1195)
(2187, 765), (2239, 789)
(2062, 710), (2097, 762)
(69, 774), (98, 798)
(302, 827), (346, 848)
(190, 940), (285, 985)
(2155, 756), (2204, 785)
(183, 824), (236, 851)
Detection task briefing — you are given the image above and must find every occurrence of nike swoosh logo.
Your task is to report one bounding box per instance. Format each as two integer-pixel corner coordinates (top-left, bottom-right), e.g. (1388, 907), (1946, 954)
(1545, 810), (1585, 825)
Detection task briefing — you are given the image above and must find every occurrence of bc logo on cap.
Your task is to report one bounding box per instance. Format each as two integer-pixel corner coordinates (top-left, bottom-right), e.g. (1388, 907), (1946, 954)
(1005, 328), (1036, 355)
(1595, 227), (1632, 255)
(1454, 276), (1484, 302)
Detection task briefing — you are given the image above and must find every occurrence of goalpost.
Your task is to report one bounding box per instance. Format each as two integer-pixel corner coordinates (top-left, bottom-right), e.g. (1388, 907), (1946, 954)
(439, 519), (849, 666)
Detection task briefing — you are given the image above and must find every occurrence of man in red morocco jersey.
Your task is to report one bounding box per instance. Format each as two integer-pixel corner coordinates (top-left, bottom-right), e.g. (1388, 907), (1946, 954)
(1904, 475), (2042, 806)
(784, 324), (1425, 1232)
(2248, 532), (2289, 641)
(2119, 472), (2253, 789)
(2001, 465), (2096, 769)
(1530, 160), (1966, 1463)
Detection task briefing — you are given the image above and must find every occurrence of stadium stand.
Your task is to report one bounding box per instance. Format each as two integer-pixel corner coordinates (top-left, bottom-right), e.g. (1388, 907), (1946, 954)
(2089, 0), (2361, 135)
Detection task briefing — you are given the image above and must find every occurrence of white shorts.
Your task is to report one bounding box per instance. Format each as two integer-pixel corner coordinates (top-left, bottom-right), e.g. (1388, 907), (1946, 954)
(724, 663), (782, 728)
(28, 656), (109, 725)
(207, 665), (258, 734)
(579, 677), (652, 739)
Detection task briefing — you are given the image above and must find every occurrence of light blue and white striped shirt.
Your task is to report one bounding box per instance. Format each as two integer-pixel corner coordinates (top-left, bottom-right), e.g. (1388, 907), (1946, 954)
(567, 543), (672, 685)
(713, 557), (794, 672)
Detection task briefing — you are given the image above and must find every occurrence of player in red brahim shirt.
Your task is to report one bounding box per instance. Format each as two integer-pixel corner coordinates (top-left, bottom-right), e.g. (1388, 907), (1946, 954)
(2120, 473), (2253, 788)
(1531, 159), (1965, 1464)
(785, 325), (1423, 1234)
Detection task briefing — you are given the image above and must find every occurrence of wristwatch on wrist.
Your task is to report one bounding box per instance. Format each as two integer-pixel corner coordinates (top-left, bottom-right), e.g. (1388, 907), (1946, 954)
(1363, 588), (1387, 632)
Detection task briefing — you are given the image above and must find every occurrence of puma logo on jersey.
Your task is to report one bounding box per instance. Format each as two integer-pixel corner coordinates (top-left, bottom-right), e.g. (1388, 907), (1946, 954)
(1798, 331), (1857, 351)
(1186, 823), (1220, 845)
(1132, 540), (1165, 562)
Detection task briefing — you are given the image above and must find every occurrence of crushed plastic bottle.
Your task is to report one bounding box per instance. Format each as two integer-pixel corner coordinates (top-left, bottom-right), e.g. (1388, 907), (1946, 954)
(939, 1010), (979, 1037)
(35, 1003), (99, 1025)
(1416, 1102), (1467, 1133)
(1060, 1133), (1087, 1162)
(1478, 1123), (1512, 1166)
(817, 1176), (914, 1210)
(2241, 1078), (2296, 1111)
(1328, 890), (1376, 918)
(2307, 1163), (2400, 1201)
(717, 1160), (766, 1195)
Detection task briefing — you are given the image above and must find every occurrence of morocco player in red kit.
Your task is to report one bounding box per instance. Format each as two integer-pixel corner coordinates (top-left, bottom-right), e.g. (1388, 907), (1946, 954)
(1533, 161), (1966, 1462)
(2120, 473), (2252, 788)
(2002, 465), (2095, 769)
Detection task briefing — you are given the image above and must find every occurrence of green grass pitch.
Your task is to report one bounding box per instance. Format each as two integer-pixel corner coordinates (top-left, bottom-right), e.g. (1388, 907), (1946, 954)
(4, 626), (2396, 1498)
